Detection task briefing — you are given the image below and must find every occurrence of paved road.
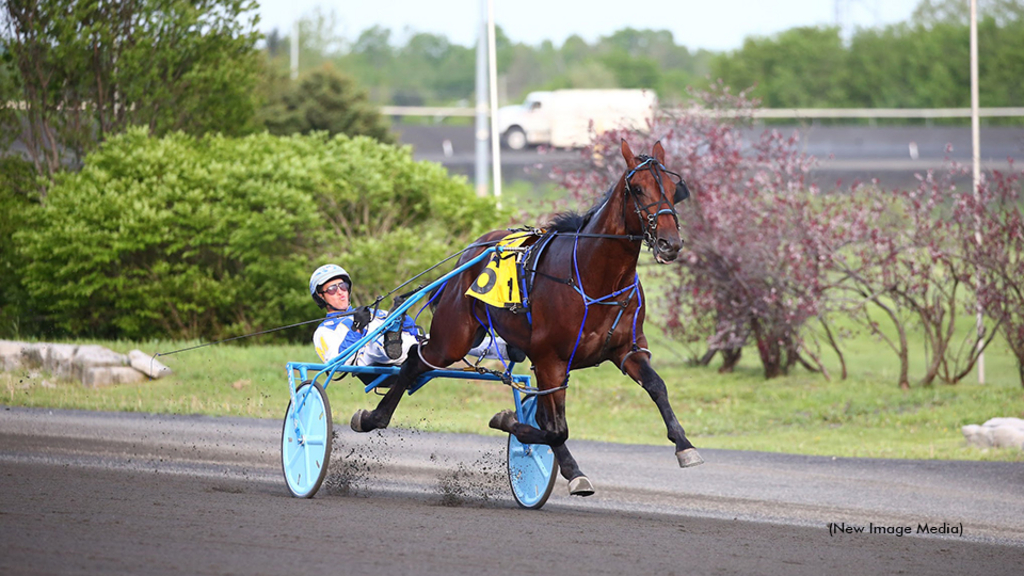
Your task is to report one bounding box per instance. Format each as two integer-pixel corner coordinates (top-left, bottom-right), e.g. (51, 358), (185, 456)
(394, 124), (1024, 189)
(1, 406), (1022, 575)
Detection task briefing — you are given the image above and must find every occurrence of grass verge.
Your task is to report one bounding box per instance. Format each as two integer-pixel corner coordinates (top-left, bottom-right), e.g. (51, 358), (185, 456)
(3, 333), (1022, 462)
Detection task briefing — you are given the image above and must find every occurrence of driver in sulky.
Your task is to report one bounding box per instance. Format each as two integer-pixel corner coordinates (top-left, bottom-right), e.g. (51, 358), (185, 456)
(308, 264), (419, 366)
(308, 263), (515, 368)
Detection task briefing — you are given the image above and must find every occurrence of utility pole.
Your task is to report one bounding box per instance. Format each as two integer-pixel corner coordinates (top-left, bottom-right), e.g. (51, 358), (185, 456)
(474, 1), (489, 198)
(487, 0), (502, 201)
(970, 0), (985, 383)
(290, 20), (299, 80)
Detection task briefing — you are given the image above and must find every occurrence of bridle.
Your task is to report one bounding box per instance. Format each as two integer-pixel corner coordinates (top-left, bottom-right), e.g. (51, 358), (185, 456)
(622, 155), (685, 251)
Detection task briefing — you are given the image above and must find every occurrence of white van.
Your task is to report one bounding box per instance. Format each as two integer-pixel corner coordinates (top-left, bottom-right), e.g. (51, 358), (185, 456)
(497, 89), (658, 150)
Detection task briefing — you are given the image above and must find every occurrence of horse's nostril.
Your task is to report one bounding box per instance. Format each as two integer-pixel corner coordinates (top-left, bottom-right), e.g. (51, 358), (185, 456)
(656, 238), (679, 253)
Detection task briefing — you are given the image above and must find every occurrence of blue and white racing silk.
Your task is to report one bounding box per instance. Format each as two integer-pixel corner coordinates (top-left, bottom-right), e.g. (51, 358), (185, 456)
(313, 308), (418, 366)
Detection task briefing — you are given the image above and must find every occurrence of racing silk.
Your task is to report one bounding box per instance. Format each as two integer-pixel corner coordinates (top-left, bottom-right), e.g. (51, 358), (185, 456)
(313, 307), (418, 366)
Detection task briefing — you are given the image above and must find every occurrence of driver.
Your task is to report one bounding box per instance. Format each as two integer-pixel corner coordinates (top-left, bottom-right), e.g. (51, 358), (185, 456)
(309, 264), (419, 366)
(309, 263), (520, 367)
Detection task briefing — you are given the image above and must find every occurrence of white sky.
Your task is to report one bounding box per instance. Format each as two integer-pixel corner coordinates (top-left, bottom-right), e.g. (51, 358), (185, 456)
(253, 0), (923, 52)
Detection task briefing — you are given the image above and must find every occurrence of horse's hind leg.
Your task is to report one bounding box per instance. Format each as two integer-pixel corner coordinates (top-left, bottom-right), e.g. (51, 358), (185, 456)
(351, 296), (480, 433)
(621, 352), (704, 468)
(489, 364), (594, 496)
(350, 348), (424, 432)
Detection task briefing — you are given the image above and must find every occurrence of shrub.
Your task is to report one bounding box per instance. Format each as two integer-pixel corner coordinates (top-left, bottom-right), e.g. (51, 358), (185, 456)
(259, 65), (394, 144)
(0, 155), (39, 336)
(15, 129), (500, 341)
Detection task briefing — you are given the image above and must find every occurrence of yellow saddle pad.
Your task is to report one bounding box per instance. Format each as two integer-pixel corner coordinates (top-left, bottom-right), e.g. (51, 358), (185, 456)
(465, 232), (533, 308)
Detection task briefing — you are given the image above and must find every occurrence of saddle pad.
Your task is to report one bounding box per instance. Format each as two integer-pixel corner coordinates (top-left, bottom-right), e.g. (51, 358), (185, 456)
(465, 231), (534, 308)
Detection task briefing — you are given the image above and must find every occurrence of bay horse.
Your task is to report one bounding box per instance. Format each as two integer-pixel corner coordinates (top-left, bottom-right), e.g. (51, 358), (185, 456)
(351, 140), (704, 496)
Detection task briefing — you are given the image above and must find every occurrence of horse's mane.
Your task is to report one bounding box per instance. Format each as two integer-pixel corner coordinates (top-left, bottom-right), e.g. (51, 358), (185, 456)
(546, 185), (615, 233)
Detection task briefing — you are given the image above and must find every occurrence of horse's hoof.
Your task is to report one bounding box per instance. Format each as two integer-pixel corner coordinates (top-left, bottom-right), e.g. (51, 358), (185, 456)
(488, 409), (517, 432)
(350, 409), (368, 433)
(568, 475), (595, 497)
(676, 448), (705, 468)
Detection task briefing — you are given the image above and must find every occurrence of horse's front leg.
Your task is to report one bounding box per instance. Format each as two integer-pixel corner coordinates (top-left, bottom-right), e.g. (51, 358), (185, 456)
(488, 364), (594, 496)
(620, 351), (704, 468)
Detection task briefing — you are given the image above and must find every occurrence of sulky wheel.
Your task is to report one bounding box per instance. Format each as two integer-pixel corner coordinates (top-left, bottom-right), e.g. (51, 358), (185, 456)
(506, 394), (557, 509)
(281, 381), (332, 498)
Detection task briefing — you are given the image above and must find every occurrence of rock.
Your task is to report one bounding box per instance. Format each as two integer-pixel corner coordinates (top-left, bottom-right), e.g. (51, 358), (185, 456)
(961, 425), (992, 448)
(2, 341), (156, 388)
(991, 426), (1024, 449)
(981, 417), (1024, 429)
(82, 366), (147, 388)
(962, 418), (1024, 450)
(71, 345), (127, 383)
(128, 350), (172, 379)
(0, 340), (26, 371)
(20, 343), (46, 368)
(42, 343), (78, 380)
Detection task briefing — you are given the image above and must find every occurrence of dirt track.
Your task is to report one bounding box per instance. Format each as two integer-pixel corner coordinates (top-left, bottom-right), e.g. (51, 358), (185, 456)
(1, 407), (1022, 575)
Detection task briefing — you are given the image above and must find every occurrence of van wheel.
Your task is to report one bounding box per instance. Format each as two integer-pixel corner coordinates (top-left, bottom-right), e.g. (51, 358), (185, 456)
(503, 127), (527, 151)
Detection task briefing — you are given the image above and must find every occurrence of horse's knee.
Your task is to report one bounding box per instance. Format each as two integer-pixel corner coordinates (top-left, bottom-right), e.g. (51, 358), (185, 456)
(548, 428), (568, 446)
(543, 419), (569, 446)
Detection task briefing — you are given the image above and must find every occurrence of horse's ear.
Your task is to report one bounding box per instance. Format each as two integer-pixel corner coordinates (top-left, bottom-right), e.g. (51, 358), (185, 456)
(620, 139), (637, 168)
(652, 140), (666, 164)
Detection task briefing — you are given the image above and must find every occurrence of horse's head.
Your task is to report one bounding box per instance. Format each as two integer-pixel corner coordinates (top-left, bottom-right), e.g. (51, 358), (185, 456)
(620, 140), (689, 263)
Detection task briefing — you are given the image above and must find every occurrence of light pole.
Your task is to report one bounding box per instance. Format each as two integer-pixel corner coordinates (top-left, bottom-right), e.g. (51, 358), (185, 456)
(487, 0), (502, 201)
(290, 20), (299, 80)
(474, 3), (489, 198)
(970, 0), (984, 383)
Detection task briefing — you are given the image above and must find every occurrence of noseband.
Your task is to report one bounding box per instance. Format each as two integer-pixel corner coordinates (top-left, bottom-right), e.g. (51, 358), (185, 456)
(623, 156), (682, 250)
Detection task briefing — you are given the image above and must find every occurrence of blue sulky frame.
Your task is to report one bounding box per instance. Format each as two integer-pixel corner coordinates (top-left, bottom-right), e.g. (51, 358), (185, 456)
(280, 246), (558, 508)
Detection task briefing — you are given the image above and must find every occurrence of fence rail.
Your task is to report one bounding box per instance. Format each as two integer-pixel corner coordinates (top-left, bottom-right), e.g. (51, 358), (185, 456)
(9, 102), (1022, 120)
(379, 105), (1024, 120)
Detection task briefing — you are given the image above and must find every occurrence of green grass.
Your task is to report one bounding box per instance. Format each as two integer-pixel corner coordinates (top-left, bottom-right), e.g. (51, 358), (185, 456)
(4, 329), (1022, 462)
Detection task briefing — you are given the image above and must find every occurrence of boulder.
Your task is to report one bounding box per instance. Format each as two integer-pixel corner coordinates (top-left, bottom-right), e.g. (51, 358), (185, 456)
(0, 340), (26, 371)
(990, 426), (1024, 449)
(82, 366), (147, 388)
(128, 350), (172, 379)
(20, 343), (46, 368)
(961, 425), (992, 448)
(981, 417), (1024, 429)
(21, 343), (81, 377)
(42, 343), (79, 380)
(962, 417), (1024, 450)
(71, 345), (127, 382)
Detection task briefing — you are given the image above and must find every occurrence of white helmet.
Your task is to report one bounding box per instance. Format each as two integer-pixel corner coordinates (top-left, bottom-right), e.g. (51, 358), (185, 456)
(309, 264), (352, 309)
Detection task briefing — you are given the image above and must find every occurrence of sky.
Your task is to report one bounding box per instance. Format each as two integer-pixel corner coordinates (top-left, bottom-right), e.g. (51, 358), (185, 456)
(252, 0), (924, 52)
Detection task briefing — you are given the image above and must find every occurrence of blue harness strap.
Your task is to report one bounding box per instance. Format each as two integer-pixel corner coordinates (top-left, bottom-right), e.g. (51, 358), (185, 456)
(563, 229), (647, 380)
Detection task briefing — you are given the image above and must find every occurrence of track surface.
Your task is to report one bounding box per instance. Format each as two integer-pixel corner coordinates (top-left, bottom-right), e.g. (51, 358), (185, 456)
(2, 406), (1022, 575)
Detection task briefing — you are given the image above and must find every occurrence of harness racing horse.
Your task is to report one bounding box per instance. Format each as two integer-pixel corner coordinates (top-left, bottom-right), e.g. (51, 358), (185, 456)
(351, 140), (704, 496)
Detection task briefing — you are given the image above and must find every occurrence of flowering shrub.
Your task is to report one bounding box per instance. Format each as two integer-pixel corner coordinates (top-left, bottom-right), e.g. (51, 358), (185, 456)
(552, 85), (825, 378)
(550, 84), (1022, 385)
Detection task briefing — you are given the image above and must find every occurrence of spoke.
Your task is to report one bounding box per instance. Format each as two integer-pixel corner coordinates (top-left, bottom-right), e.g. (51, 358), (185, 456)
(304, 440), (313, 485)
(530, 449), (552, 477)
(286, 443), (303, 469)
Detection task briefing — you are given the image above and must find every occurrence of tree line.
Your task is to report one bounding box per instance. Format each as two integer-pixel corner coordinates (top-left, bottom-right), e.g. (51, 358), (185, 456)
(268, 0), (1023, 113)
